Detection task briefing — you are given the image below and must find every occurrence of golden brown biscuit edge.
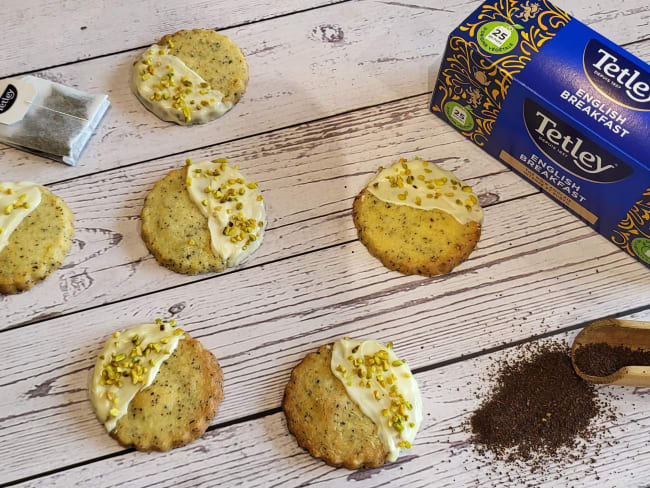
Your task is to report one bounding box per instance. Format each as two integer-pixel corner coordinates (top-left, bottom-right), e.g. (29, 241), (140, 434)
(352, 188), (481, 277)
(0, 186), (74, 294)
(141, 168), (226, 275)
(110, 335), (224, 451)
(282, 344), (389, 470)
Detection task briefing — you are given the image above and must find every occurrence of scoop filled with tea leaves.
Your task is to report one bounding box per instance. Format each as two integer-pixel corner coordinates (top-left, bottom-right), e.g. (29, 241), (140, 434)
(572, 318), (650, 386)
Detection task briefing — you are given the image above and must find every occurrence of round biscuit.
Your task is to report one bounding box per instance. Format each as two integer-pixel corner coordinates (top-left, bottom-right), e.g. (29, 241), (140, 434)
(141, 168), (225, 275)
(353, 188), (481, 276)
(0, 186), (74, 294)
(111, 334), (224, 451)
(159, 29), (249, 106)
(282, 344), (389, 469)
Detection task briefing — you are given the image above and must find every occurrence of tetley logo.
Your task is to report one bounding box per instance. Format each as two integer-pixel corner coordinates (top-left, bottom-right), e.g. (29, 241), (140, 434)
(584, 38), (650, 110)
(0, 84), (17, 115)
(523, 99), (633, 183)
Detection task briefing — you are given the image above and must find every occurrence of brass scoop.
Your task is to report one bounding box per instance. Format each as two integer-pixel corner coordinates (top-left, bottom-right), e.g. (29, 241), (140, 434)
(571, 318), (650, 386)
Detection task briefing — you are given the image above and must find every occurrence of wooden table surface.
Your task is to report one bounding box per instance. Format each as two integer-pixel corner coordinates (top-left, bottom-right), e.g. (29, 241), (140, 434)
(2, 1), (650, 486)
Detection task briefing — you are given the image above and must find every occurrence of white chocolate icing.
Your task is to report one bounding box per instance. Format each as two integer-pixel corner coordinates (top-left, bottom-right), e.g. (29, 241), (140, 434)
(186, 160), (266, 267)
(0, 182), (41, 253)
(367, 157), (483, 225)
(89, 323), (185, 432)
(132, 44), (232, 125)
(331, 338), (422, 462)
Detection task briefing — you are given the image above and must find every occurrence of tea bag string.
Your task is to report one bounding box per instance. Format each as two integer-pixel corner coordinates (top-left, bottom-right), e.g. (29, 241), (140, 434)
(25, 98), (90, 122)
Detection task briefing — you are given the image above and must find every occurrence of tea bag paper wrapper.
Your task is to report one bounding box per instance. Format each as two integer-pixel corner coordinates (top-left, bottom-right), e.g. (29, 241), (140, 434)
(0, 75), (110, 166)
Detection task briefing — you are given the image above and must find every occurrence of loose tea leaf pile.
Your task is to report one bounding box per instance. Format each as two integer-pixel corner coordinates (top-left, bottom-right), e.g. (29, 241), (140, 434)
(574, 343), (650, 377)
(470, 342), (608, 467)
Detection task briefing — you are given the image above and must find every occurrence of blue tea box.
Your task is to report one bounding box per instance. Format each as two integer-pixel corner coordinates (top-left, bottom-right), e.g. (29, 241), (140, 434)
(430, 0), (650, 267)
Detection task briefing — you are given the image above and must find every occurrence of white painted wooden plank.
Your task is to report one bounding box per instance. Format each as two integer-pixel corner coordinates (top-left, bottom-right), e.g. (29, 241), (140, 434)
(0, 0), (452, 183)
(4, 0), (650, 79)
(1, 0), (341, 77)
(576, 1), (650, 42)
(17, 320), (650, 488)
(2, 2), (649, 184)
(2, 2), (649, 484)
(2, 192), (649, 483)
(0, 94), (532, 329)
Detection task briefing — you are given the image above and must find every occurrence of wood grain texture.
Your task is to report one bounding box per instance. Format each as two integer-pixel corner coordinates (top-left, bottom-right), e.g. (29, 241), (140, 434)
(2, 191), (650, 483)
(0, 94), (529, 329)
(4, 0), (650, 485)
(15, 322), (650, 488)
(1, 2), (649, 185)
(0, 0), (342, 77)
(0, 0), (451, 183)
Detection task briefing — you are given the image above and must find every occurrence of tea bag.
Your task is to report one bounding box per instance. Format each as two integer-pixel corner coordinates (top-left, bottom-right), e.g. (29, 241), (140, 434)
(0, 75), (109, 166)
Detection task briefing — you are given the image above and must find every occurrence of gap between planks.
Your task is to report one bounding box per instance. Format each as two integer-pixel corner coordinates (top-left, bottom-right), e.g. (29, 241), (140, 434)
(0, 0), (465, 182)
(0, 0), (351, 79)
(11, 310), (650, 488)
(0, 92), (530, 330)
(3, 1), (648, 484)
(3, 204), (650, 484)
(39, 90), (429, 190)
(16, 35), (650, 191)
(2, 1), (650, 184)
(0, 170), (525, 332)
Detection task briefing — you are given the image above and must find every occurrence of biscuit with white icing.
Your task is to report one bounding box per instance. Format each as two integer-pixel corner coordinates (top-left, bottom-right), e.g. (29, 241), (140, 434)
(282, 339), (422, 469)
(0, 183), (74, 294)
(89, 322), (223, 451)
(132, 29), (248, 125)
(353, 158), (483, 277)
(141, 159), (266, 274)
(160, 29), (248, 105)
